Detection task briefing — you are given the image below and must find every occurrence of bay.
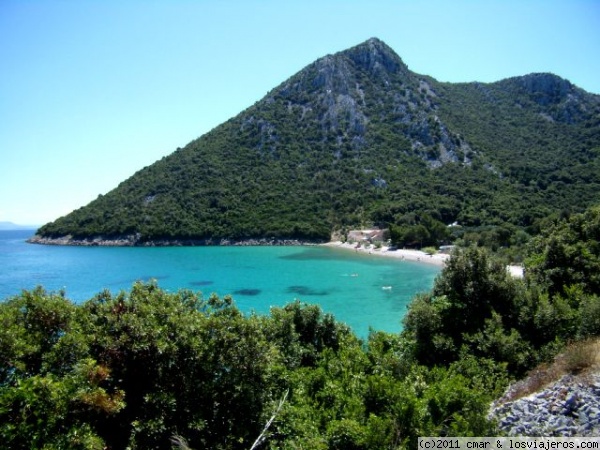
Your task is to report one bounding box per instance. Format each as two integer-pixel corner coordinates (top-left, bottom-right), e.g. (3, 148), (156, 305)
(0, 229), (439, 338)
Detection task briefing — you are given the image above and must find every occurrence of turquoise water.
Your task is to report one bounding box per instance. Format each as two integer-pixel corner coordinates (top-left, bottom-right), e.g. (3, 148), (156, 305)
(0, 230), (439, 338)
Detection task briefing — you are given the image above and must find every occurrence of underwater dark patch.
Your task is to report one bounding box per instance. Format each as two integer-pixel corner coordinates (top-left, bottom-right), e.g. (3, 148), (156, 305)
(279, 248), (340, 261)
(233, 288), (262, 296)
(190, 280), (214, 286)
(286, 285), (330, 296)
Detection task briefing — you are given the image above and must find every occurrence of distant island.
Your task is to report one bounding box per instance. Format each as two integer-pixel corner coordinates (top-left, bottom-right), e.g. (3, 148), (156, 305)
(0, 221), (38, 231)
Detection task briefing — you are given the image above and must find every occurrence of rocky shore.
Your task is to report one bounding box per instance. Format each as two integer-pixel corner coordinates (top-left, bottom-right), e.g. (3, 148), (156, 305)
(26, 234), (322, 247)
(490, 373), (600, 436)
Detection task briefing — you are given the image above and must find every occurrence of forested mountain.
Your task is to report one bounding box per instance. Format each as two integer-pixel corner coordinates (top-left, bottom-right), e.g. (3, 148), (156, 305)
(33, 38), (600, 245)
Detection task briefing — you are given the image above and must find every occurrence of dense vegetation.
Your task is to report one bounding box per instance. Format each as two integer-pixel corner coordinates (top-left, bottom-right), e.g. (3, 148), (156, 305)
(34, 39), (600, 248)
(4, 206), (600, 449)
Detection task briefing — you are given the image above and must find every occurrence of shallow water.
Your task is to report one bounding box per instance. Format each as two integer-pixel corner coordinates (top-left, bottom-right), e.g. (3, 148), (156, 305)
(0, 230), (439, 338)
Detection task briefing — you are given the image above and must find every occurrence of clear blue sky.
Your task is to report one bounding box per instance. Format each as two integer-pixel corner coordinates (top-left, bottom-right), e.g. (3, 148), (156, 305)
(1, 0), (599, 226)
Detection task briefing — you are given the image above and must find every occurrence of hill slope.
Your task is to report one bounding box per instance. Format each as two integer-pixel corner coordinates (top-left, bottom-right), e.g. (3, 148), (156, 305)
(33, 38), (600, 245)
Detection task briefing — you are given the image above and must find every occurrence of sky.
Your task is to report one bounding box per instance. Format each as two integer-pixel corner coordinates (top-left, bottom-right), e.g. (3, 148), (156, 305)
(1, 0), (599, 226)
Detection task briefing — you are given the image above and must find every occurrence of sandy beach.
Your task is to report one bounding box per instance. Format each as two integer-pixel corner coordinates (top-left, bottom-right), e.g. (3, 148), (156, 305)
(322, 241), (450, 267)
(323, 241), (525, 277)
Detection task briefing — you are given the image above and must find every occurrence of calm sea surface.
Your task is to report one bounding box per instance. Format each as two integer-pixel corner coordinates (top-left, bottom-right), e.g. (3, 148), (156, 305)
(0, 229), (439, 338)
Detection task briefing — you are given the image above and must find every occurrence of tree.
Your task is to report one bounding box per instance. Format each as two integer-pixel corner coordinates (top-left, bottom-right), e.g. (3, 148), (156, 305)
(0, 287), (79, 383)
(402, 246), (529, 372)
(526, 206), (600, 297)
(79, 282), (279, 449)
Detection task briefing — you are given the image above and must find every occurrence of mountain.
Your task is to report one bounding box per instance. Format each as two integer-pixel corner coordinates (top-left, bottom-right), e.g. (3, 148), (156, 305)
(0, 222), (38, 231)
(33, 38), (600, 245)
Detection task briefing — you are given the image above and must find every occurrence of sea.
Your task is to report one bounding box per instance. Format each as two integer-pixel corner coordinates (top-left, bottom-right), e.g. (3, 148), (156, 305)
(0, 229), (440, 339)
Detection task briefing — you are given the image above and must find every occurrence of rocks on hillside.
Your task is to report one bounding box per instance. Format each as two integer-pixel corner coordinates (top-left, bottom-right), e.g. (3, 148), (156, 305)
(519, 73), (573, 106)
(489, 373), (600, 436)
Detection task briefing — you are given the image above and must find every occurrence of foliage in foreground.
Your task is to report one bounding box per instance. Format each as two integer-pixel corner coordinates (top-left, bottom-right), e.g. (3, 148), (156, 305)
(0, 285), (501, 449)
(2, 206), (600, 449)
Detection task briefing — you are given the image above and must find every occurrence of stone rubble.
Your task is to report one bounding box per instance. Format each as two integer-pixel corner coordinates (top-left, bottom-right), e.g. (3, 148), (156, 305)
(489, 374), (600, 436)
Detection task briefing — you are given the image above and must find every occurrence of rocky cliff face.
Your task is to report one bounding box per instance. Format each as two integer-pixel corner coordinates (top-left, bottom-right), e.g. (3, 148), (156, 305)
(496, 72), (593, 124)
(346, 37), (408, 75)
(519, 73), (574, 106)
(268, 37), (469, 168)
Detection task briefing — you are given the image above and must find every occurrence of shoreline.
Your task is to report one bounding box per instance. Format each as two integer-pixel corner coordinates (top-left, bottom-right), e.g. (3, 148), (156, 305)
(26, 234), (524, 276)
(321, 241), (450, 267)
(322, 241), (525, 277)
(26, 234), (323, 247)
(28, 234), (448, 266)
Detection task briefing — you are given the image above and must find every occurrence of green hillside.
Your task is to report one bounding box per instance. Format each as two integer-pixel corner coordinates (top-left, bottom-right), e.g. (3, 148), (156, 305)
(34, 38), (600, 245)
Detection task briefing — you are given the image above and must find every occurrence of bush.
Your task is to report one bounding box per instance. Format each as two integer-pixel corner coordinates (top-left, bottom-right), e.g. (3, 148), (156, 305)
(560, 339), (600, 375)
